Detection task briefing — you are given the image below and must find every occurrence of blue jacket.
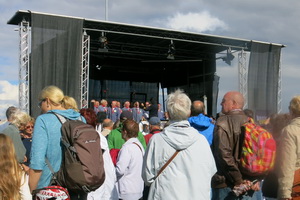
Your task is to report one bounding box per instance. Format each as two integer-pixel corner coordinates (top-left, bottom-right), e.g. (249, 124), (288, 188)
(188, 114), (214, 145)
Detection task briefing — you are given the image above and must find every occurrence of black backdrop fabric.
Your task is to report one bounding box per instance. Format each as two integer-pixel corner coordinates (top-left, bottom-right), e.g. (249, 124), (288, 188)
(30, 13), (83, 117)
(247, 42), (281, 120)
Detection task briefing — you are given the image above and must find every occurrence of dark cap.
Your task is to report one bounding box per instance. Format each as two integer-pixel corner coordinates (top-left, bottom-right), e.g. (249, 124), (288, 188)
(149, 117), (161, 126)
(120, 110), (133, 120)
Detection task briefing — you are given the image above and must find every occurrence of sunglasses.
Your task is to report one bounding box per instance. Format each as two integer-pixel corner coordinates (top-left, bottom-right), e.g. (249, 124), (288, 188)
(25, 125), (34, 129)
(38, 99), (46, 108)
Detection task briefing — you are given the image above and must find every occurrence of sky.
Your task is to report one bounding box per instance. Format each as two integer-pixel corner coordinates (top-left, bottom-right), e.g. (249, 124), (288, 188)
(0, 0), (299, 120)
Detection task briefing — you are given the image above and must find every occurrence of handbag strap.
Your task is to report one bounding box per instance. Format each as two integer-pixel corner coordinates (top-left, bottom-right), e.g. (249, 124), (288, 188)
(154, 150), (180, 180)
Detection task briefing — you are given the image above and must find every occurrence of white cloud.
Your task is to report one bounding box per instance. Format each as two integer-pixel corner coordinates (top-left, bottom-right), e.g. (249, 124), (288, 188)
(0, 81), (18, 100)
(0, 81), (18, 120)
(165, 11), (228, 33)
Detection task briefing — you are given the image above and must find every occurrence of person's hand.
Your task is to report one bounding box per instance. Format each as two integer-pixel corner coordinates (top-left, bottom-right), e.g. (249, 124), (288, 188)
(250, 181), (260, 191)
(23, 156), (27, 162)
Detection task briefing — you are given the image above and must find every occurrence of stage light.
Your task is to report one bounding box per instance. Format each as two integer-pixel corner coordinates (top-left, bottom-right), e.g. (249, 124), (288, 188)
(98, 32), (108, 52)
(222, 47), (234, 65)
(167, 40), (175, 60)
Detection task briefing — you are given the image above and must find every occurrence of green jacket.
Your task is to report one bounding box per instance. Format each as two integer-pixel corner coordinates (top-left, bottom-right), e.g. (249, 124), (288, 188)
(108, 127), (146, 150)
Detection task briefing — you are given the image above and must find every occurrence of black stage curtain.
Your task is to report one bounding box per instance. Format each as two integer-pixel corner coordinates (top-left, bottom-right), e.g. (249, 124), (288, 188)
(248, 42), (281, 121)
(30, 14), (83, 117)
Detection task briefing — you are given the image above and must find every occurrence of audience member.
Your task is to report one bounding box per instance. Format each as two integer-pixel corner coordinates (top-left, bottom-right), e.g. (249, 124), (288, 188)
(107, 111), (146, 150)
(142, 90), (216, 199)
(262, 113), (291, 199)
(0, 134), (31, 199)
(21, 116), (35, 167)
(0, 106), (19, 132)
(29, 86), (85, 199)
(116, 119), (144, 200)
(144, 117), (161, 145)
(101, 119), (114, 137)
(80, 108), (118, 200)
(211, 91), (261, 199)
(2, 110), (30, 164)
(188, 100), (214, 145)
(277, 96), (300, 199)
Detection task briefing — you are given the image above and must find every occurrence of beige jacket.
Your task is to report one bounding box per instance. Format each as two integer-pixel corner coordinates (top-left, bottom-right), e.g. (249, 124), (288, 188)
(277, 117), (300, 198)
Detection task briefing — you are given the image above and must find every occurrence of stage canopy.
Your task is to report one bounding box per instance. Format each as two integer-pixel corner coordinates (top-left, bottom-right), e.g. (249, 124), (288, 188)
(8, 10), (285, 118)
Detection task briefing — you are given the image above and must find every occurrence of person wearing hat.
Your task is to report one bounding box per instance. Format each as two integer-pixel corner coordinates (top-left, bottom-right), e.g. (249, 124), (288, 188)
(144, 117), (161, 145)
(107, 111), (146, 150)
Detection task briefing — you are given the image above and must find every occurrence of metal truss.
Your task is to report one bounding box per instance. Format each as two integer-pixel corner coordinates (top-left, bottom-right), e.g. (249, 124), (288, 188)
(80, 31), (90, 108)
(238, 50), (248, 108)
(277, 53), (282, 113)
(19, 20), (30, 113)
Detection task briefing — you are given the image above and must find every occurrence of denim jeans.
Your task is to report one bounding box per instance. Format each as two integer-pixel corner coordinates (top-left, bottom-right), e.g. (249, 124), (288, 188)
(211, 187), (263, 200)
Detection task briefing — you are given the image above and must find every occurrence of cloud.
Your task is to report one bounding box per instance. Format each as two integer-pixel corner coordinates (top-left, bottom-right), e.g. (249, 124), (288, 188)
(0, 81), (18, 120)
(165, 11), (227, 33)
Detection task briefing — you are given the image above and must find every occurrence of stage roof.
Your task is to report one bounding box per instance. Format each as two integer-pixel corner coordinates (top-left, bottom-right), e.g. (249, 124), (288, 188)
(8, 10), (285, 62)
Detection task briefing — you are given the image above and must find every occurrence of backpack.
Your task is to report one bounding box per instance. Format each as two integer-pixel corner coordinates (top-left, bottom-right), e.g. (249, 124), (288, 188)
(51, 112), (105, 193)
(239, 118), (276, 176)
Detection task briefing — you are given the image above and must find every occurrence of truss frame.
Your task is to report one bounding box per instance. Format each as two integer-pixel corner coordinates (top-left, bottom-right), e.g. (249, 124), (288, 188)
(18, 20), (30, 113)
(238, 49), (248, 108)
(80, 31), (90, 108)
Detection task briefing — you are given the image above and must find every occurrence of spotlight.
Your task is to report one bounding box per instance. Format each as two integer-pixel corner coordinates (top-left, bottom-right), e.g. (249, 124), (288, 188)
(222, 47), (234, 65)
(167, 40), (175, 60)
(96, 65), (102, 70)
(98, 32), (108, 52)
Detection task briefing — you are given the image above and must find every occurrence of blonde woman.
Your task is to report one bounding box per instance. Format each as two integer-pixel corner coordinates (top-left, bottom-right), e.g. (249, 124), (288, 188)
(29, 86), (85, 199)
(0, 134), (31, 200)
(2, 110), (31, 164)
(277, 96), (300, 200)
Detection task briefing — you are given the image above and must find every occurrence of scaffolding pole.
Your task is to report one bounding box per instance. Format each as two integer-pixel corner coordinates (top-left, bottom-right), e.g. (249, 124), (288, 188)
(238, 50), (248, 108)
(80, 31), (90, 108)
(19, 20), (30, 113)
(277, 53), (282, 113)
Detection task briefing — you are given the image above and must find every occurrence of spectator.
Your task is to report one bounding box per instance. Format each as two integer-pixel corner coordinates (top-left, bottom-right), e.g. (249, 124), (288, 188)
(277, 96), (300, 199)
(116, 119), (144, 200)
(144, 117), (161, 145)
(101, 119), (114, 137)
(29, 86), (85, 199)
(21, 116), (35, 167)
(211, 91), (261, 199)
(0, 106), (19, 132)
(188, 100), (215, 145)
(80, 108), (118, 200)
(107, 111), (146, 150)
(0, 134), (31, 199)
(2, 110), (30, 164)
(142, 90), (216, 199)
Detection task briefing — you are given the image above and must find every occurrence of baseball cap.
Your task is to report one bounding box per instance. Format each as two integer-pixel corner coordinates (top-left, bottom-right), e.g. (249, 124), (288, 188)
(149, 117), (161, 126)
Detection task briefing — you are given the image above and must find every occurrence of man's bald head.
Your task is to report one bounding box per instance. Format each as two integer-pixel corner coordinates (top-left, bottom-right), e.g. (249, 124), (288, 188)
(221, 91), (244, 114)
(191, 100), (205, 116)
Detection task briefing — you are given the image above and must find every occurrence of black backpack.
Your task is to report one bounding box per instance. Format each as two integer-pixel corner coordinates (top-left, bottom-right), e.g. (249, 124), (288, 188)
(50, 112), (105, 193)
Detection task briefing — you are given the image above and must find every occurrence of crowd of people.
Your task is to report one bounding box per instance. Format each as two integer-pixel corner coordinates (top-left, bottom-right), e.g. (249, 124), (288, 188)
(0, 85), (300, 200)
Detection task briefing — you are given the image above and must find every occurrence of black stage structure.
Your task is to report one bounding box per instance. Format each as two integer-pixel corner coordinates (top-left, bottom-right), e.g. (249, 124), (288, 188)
(8, 10), (284, 118)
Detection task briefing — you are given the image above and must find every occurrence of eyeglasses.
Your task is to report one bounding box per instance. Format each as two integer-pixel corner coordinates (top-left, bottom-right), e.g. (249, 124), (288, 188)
(38, 99), (46, 108)
(25, 125), (34, 129)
